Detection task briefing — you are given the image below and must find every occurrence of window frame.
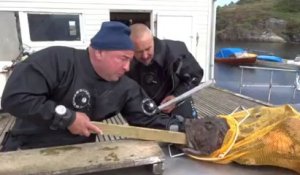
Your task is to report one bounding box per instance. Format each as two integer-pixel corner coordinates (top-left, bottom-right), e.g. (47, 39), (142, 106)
(19, 11), (84, 48)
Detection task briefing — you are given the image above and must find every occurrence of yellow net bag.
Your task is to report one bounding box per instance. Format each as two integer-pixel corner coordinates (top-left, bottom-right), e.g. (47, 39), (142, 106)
(188, 105), (300, 173)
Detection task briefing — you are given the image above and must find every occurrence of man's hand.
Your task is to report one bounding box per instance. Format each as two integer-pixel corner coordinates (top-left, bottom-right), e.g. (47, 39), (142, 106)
(160, 95), (176, 114)
(68, 112), (102, 137)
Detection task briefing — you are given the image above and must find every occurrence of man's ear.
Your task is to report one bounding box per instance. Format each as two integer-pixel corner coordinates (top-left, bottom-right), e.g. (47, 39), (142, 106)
(95, 50), (104, 60)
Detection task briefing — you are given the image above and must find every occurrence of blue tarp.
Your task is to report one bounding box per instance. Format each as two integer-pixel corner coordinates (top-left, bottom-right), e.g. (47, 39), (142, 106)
(215, 48), (245, 58)
(257, 55), (283, 62)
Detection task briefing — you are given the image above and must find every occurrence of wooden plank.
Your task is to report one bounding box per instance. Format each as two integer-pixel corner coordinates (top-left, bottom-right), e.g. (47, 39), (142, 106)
(102, 120), (112, 141)
(92, 122), (187, 145)
(0, 114), (14, 134)
(114, 114), (127, 139)
(0, 114), (15, 148)
(0, 140), (164, 175)
(0, 115), (11, 135)
(97, 115), (127, 142)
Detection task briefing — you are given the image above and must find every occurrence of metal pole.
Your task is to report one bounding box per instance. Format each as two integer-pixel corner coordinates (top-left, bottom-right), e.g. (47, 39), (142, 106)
(292, 72), (299, 103)
(240, 67), (244, 94)
(267, 71), (274, 103)
(158, 80), (214, 111)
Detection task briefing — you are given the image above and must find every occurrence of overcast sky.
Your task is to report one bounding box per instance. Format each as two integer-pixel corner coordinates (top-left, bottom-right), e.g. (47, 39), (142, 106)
(216, 0), (239, 7)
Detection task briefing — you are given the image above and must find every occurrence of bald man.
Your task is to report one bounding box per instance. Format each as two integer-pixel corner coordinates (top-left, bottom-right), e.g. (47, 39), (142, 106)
(127, 23), (204, 119)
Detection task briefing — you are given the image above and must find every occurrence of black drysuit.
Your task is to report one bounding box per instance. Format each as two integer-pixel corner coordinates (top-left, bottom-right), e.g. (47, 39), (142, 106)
(127, 37), (204, 118)
(1, 46), (179, 151)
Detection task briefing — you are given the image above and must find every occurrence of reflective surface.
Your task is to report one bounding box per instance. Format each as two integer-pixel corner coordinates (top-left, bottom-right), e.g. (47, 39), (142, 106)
(91, 145), (298, 175)
(214, 63), (300, 104)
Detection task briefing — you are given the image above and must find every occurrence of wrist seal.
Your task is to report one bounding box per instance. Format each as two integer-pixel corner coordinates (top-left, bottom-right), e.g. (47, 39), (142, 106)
(50, 105), (75, 130)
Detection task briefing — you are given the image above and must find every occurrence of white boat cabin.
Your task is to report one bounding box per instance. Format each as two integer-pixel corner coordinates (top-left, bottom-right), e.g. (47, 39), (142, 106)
(0, 0), (218, 102)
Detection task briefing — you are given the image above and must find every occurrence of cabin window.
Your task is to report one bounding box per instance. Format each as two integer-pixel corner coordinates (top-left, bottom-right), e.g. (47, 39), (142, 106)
(27, 14), (80, 41)
(110, 12), (151, 28)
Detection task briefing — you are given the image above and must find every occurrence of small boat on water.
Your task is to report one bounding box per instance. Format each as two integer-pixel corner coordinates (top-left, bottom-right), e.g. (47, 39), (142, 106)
(257, 55), (283, 62)
(248, 49), (284, 63)
(215, 48), (257, 65)
(286, 54), (300, 66)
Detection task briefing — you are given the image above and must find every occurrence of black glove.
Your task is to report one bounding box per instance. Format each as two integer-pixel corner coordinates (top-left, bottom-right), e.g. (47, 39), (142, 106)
(167, 114), (185, 132)
(182, 117), (229, 156)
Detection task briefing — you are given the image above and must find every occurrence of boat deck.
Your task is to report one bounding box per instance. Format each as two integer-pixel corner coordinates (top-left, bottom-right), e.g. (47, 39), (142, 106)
(1, 86), (296, 175)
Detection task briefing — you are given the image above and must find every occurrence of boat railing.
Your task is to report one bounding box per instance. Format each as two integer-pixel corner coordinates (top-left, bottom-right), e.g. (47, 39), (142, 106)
(239, 66), (300, 103)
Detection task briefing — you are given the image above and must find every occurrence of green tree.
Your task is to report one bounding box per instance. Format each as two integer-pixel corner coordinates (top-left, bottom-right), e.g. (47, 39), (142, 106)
(216, 0), (300, 43)
(275, 0), (300, 12)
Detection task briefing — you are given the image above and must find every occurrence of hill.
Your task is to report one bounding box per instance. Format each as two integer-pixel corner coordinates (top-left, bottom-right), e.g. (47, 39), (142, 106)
(216, 0), (300, 43)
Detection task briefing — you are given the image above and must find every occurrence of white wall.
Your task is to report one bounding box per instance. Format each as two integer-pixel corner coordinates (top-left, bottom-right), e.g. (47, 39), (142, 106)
(0, 12), (20, 61)
(0, 0), (216, 81)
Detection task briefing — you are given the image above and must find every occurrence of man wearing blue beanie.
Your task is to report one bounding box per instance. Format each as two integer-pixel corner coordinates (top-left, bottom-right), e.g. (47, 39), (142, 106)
(90, 21), (134, 51)
(1, 21), (184, 151)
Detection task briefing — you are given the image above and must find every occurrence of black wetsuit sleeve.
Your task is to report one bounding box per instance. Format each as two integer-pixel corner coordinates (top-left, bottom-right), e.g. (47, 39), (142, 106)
(172, 44), (204, 96)
(120, 81), (181, 130)
(1, 47), (75, 129)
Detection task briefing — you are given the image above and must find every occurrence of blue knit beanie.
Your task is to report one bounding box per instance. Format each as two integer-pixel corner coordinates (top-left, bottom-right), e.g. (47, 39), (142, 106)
(90, 21), (134, 51)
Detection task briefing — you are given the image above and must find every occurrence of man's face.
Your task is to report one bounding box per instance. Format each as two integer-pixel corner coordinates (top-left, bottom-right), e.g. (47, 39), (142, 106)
(132, 35), (154, 65)
(95, 50), (134, 81)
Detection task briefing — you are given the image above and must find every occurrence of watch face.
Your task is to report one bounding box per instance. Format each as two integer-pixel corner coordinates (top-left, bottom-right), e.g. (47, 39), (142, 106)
(56, 105), (67, 115)
(72, 89), (91, 109)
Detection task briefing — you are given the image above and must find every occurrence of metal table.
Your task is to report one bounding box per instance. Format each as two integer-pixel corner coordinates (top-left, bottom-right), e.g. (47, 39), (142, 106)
(97, 146), (298, 175)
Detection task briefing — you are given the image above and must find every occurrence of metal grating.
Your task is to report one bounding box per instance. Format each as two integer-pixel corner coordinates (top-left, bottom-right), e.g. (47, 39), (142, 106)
(96, 114), (128, 142)
(193, 86), (272, 117)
